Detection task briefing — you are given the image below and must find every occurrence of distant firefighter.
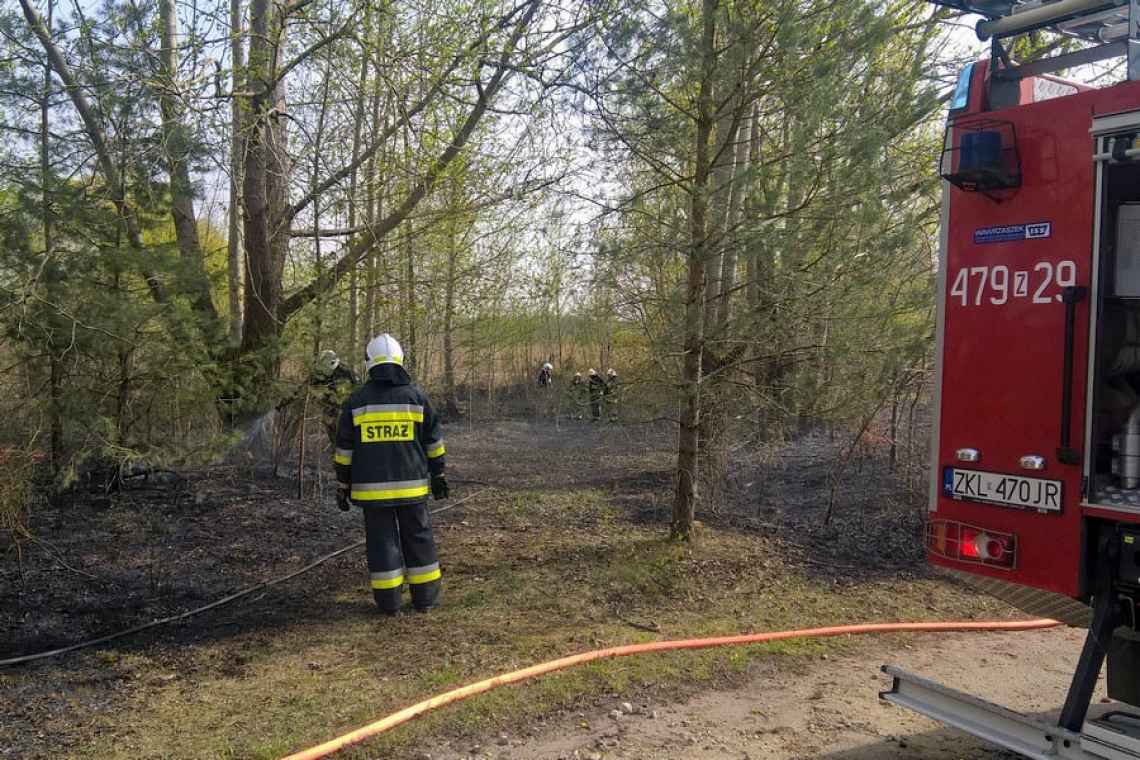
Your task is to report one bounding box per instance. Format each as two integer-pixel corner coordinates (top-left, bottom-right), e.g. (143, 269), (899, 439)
(588, 368), (605, 422)
(311, 349), (358, 445)
(604, 368), (621, 422)
(568, 371), (587, 420)
(537, 361), (554, 387)
(334, 333), (448, 615)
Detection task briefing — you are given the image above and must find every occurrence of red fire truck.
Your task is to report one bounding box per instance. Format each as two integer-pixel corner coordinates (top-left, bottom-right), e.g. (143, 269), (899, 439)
(881, 1), (1140, 757)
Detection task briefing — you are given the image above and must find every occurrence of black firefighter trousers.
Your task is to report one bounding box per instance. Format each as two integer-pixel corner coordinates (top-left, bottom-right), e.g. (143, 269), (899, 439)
(363, 502), (441, 613)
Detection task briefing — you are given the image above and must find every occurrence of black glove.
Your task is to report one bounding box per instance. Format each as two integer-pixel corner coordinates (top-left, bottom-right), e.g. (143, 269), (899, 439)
(336, 486), (352, 511)
(431, 474), (450, 500)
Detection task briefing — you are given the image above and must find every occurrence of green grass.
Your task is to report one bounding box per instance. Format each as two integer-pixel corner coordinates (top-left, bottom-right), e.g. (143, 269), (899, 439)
(11, 484), (1014, 760)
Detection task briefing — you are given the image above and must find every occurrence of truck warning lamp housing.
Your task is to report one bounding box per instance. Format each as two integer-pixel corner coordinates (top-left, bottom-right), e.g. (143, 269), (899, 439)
(939, 119), (1022, 197)
(926, 520), (1017, 569)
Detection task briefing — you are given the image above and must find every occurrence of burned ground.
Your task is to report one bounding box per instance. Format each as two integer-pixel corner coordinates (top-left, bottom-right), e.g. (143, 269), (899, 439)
(1, 419), (1012, 759)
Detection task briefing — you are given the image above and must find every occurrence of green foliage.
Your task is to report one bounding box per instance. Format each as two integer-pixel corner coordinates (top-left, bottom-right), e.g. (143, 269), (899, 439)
(0, 169), (223, 471)
(585, 0), (947, 438)
(0, 0), (1074, 498)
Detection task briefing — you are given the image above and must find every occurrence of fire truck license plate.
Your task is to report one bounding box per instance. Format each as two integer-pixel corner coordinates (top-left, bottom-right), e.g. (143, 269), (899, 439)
(943, 468), (1062, 512)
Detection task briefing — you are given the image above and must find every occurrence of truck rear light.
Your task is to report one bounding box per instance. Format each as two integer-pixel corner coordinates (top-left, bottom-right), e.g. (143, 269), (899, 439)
(926, 520), (1017, 569)
(959, 526), (982, 558)
(986, 537), (1010, 562)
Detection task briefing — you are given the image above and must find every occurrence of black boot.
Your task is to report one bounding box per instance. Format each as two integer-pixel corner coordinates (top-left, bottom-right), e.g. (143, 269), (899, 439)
(373, 588), (402, 615)
(411, 578), (440, 611)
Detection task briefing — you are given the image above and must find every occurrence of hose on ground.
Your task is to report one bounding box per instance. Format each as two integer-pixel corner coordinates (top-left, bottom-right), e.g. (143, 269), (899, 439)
(0, 491), (484, 668)
(280, 617), (1062, 760)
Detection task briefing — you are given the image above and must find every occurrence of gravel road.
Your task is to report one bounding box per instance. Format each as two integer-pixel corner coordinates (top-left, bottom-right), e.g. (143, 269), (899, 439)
(431, 626), (1098, 760)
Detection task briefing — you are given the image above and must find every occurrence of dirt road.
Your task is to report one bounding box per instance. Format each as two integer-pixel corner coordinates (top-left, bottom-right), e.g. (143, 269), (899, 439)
(429, 626), (1095, 760)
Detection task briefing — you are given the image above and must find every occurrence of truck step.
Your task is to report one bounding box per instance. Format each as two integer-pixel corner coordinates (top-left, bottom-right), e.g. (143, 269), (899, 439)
(1084, 711), (1140, 759)
(880, 665), (1120, 759)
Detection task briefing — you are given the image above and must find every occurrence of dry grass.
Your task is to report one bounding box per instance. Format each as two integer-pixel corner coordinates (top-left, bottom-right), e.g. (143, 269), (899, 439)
(0, 422), (1019, 760)
(0, 448), (42, 557)
(0, 482), (1014, 760)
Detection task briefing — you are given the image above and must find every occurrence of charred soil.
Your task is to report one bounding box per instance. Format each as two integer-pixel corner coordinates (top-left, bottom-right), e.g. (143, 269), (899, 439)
(1, 419), (1014, 759)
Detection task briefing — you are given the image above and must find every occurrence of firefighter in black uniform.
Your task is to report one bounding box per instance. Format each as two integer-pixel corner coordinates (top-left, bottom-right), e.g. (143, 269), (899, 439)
(587, 368), (605, 422)
(568, 372), (586, 420)
(537, 362), (553, 387)
(333, 334), (449, 614)
(536, 361), (554, 419)
(604, 367), (620, 422)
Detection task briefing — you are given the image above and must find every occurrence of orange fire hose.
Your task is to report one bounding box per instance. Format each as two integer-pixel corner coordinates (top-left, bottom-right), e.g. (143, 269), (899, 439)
(280, 617), (1062, 760)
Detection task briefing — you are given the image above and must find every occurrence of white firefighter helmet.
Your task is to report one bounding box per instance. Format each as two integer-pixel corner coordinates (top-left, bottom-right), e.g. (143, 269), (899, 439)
(366, 333), (404, 369)
(607, 368), (617, 378)
(574, 371), (582, 379)
(588, 368), (598, 376)
(543, 362), (553, 371)
(317, 349), (340, 373)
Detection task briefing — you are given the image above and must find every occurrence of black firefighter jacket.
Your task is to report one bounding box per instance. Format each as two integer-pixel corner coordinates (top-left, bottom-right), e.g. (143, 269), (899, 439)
(334, 363), (446, 505)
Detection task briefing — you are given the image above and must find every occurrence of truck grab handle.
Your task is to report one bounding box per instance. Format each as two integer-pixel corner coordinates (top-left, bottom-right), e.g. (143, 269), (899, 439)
(1059, 285), (1088, 466)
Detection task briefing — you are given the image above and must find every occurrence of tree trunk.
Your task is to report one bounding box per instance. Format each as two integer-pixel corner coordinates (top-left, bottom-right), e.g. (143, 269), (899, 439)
(39, 0), (61, 480)
(346, 9), (370, 363)
(810, 292), (832, 418)
(364, 107), (385, 342)
(158, 0), (216, 328)
(49, 354), (62, 479)
(348, 223), (358, 358)
(888, 368), (900, 473)
(266, 74), (291, 324)
(701, 107), (737, 342)
(443, 225), (460, 417)
(744, 103), (761, 321)
(906, 366), (923, 489)
(227, 0), (245, 346)
(311, 69), (332, 357)
(764, 112), (800, 418)
(715, 105), (752, 333)
(672, 0), (718, 542)
(889, 391), (899, 473)
(403, 222), (417, 372)
(744, 103), (767, 432)
(239, 0), (291, 369)
(239, 0), (278, 356)
(116, 320), (130, 444)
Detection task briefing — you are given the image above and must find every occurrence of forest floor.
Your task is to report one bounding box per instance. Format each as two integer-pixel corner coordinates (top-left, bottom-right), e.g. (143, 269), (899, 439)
(1, 418), (1042, 759)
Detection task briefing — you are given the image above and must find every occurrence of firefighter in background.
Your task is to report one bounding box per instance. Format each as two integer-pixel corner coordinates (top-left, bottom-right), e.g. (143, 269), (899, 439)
(568, 372), (587, 420)
(311, 349), (358, 446)
(604, 367), (621, 422)
(537, 361), (553, 387)
(587, 368), (606, 422)
(536, 361), (555, 419)
(333, 334), (449, 615)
